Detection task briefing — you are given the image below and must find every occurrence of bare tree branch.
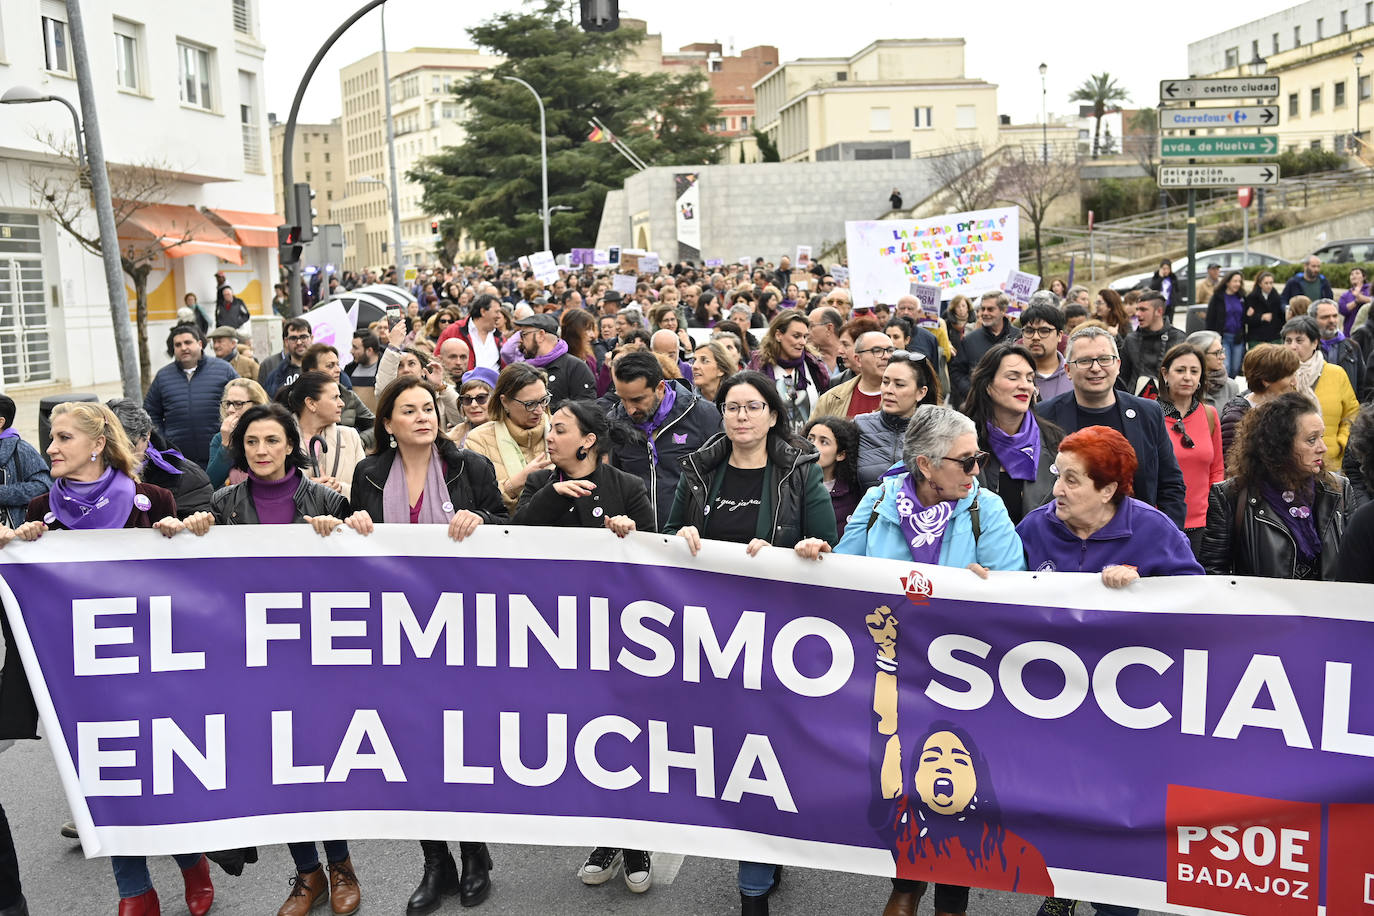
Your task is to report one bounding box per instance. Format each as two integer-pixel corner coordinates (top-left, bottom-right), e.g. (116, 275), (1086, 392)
(997, 151), (1081, 278)
(925, 145), (1005, 213)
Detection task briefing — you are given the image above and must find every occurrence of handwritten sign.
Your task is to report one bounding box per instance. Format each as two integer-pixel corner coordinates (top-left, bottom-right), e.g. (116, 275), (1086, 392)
(845, 207), (1020, 307)
(569, 248), (594, 266)
(529, 250), (559, 284)
(593, 249), (610, 267)
(830, 265), (850, 285)
(611, 274), (637, 296)
(1005, 269), (1041, 303)
(640, 254), (660, 273)
(910, 282), (942, 315)
(620, 253), (641, 274)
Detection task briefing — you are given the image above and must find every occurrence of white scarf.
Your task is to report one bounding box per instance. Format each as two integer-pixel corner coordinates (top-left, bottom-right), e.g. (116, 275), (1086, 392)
(1295, 348), (1326, 409)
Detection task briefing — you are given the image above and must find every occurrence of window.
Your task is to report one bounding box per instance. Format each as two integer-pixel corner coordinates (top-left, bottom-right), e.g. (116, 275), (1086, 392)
(835, 72), (847, 81)
(1317, 17), (1324, 39)
(324, 152), (330, 162)
(1273, 32), (1280, 54)
(1251, 39), (1259, 60)
(1312, 86), (1323, 112)
(303, 151), (310, 162)
(178, 41), (213, 109)
(1224, 47), (1239, 68)
(1361, 75), (1372, 100)
(740, 115), (748, 129)
(1336, 80), (1347, 107)
(1289, 92), (1299, 117)
(113, 20), (140, 92)
(239, 71), (261, 171)
(1295, 25), (1302, 44)
(955, 105), (977, 129)
(232, 0), (251, 34)
(1311, 139), (1323, 150)
(1342, 9), (1349, 31)
(869, 107), (891, 131)
(42, 13), (69, 73)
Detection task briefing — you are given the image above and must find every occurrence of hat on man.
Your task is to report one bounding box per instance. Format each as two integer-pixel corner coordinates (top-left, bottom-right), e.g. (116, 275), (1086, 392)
(601, 290), (623, 304)
(513, 313), (559, 334)
(208, 325), (245, 341)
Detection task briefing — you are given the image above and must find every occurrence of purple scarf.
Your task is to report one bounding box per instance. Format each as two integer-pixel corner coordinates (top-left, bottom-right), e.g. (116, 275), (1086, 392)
(526, 339), (570, 369)
(49, 467), (137, 530)
(986, 413), (1041, 482)
(776, 354), (815, 392)
(632, 383), (677, 465)
(1259, 480), (1322, 561)
(382, 447), (456, 524)
(142, 444), (185, 476)
(0, 428), (18, 440)
(884, 467), (954, 564)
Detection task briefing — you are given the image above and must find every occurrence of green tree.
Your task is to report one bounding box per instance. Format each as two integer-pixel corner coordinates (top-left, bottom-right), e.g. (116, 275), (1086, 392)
(1070, 73), (1130, 159)
(410, 2), (722, 256)
(753, 128), (780, 163)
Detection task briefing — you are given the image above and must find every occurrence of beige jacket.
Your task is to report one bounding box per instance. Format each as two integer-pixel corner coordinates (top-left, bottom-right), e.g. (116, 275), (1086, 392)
(463, 417), (548, 512)
(809, 375), (860, 421)
(301, 422), (365, 500)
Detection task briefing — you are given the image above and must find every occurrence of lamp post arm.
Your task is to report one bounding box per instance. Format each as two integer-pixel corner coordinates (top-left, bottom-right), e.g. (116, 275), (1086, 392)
(502, 75), (550, 253)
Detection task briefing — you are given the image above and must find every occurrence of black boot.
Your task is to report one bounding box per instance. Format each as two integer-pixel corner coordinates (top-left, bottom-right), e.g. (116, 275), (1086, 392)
(457, 841), (493, 907)
(407, 841), (459, 915)
(741, 892), (769, 916)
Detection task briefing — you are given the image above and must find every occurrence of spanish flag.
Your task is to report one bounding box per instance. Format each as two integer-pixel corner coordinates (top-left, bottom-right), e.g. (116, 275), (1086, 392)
(588, 125), (607, 143)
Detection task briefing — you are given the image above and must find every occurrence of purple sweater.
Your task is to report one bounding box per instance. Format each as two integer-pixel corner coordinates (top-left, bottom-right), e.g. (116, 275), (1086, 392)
(249, 468), (299, 525)
(1015, 497), (1202, 576)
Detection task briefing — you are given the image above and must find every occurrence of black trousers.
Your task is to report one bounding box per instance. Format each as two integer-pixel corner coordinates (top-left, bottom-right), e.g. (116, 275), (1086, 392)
(892, 878), (969, 912)
(0, 801), (21, 909)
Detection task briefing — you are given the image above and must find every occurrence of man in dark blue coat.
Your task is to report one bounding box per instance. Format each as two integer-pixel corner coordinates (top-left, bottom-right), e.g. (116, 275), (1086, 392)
(1036, 325), (1187, 528)
(143, 324), (238, 468)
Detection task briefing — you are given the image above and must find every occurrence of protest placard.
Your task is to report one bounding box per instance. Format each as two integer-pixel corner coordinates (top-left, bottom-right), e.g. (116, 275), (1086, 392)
(593, 249), (610, 267)
(705, 258), (724, 268)
(528, 250), (559, 284)
(830, 265), (850, 285)
(1005, 268), (1041, 303)
(845, 207), (1019, 307)
(302, 299), (355, 349)
(910, 282), (942, 316)
(640, 254), (660, 273)
(796, 246), (811, 269)
(484, 247), (498, 267)
(611, 273), (637, 295)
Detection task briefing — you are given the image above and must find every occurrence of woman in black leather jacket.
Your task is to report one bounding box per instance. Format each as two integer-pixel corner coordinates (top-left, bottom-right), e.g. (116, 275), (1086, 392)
(1201, 392), (1354, 579)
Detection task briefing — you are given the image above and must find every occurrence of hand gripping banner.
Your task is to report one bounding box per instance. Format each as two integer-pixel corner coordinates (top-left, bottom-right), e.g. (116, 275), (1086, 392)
(1, 527), (1372, 915)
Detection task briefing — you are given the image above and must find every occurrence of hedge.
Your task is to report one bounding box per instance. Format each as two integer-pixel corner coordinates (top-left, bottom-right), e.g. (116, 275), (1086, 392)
(1239, 261), (1374, 288)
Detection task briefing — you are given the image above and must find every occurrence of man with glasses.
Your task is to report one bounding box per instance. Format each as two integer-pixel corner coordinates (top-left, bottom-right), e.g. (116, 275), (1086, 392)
(513, 313), (595, 403)
(1018, 301), (1072, 401)
(812, 331), (893, 420)
(260, 317), (315, 396)
(1036, 326), (1186, 527)
(608, 351), (722, 529)
(949, 291), (1020, 407)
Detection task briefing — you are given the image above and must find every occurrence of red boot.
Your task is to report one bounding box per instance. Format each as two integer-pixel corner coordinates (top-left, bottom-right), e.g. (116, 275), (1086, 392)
(180, 856), (215, 916)
(117, 888), (161, 916)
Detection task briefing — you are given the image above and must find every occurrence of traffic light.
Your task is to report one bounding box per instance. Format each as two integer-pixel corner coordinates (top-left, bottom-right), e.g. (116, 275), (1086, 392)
(292, 182), (317, 242)
(277, 224), (302, 265)
(579, 0), (618, 32)
(431, 220), (440, 235)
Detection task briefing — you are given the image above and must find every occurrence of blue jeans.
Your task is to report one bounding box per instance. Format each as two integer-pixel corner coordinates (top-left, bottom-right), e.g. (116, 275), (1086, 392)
(1222, 332), (1245, 377)
(738, 861), (777, 896)
(111, 854), (203, 899)
(288, 840), (350, 872)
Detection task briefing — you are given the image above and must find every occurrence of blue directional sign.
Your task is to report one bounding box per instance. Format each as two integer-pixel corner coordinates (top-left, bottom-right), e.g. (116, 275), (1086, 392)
(1159, 106), (1280, 130)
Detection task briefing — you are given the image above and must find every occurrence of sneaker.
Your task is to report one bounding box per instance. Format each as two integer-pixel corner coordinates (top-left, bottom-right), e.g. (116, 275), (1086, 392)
(578, 847), (621, 886)
(1036, 899), (1078, 916)
(59, 821), (79, 840)
(622, 849), (652, 894)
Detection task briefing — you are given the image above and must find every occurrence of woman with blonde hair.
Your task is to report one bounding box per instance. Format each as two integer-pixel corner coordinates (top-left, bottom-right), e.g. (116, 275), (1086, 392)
(207, 377), (270, 487)
(463, 362), (552, 512)
(691, 340), (738, 403)
(749, 311), (830, 433)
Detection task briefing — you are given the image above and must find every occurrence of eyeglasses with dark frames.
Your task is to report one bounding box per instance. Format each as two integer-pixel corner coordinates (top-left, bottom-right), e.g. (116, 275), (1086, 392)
(507, 393), (552, 412)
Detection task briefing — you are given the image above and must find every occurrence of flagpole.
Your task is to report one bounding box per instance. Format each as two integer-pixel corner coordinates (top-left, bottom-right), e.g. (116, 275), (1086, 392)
(590, 117), (648, 171)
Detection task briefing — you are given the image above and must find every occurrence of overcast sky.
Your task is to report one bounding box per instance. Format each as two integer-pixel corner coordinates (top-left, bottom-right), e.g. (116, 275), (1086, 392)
(261, 0), (1294, 126)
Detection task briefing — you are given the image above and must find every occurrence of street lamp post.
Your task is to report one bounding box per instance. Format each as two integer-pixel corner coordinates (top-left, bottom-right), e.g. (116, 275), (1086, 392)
(379, 4), (404, 272)
(502, 76), (550, 252)
(1356, 51), (1365, 144)
(1039, 62), (1048, 163)
(1248, 53), (1269, 224)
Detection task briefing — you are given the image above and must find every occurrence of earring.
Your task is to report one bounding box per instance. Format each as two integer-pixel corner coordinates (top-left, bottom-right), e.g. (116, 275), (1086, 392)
(389, 434), (396, 449)
(90, 450), (98, 462)
(575, 446), (589, 461)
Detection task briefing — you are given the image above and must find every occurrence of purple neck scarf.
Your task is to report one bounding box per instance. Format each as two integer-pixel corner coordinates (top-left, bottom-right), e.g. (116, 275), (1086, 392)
(142, 444), (185, 476)
(1259, 480), (1322, 561)
(49, 467), (137, 530)
(884, 467), (954, 564)
(527, 339), (570, 369)
(986, 413), (1041, 482)
(382, 447), (456, 525)
(776, 354), (813, 391)
(632, 384), (677, 465)
(0, 428), (18, 440)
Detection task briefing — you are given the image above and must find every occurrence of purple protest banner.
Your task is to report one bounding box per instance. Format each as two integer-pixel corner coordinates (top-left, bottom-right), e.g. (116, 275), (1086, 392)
(1, 527), (1372, 915)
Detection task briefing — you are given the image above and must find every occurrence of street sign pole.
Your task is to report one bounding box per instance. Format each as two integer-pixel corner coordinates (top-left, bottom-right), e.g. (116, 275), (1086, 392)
(1186, 96), (1196, 311)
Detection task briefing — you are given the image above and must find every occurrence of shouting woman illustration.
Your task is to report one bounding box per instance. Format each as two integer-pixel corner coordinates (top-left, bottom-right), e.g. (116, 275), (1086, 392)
(868, 603), (1054, 912)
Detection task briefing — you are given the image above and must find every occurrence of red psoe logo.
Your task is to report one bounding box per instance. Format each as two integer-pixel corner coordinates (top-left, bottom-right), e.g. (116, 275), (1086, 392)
(1166, 785), (1320, 916)
(901, 570), (933, 604)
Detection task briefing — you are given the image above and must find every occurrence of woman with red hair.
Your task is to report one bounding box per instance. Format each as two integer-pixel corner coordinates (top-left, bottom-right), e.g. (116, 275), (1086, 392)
(1016, 425), (1201, 586)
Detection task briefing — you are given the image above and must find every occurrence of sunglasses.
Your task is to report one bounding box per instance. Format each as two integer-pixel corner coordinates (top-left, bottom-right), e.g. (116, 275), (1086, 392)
(941, 451), (989, 474)
(1172, 419), (1195, 449)
(889, 349), (927, 363)
(458, 393), (490, 407)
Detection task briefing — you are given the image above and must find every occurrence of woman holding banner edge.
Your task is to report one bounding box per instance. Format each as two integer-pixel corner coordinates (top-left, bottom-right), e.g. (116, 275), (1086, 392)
(0, 402), (215, 916)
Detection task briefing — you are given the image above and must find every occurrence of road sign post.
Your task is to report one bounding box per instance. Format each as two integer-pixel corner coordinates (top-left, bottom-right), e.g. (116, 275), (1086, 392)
(1159, 165), (1281, 188)
(1160, 135), (1279, 158)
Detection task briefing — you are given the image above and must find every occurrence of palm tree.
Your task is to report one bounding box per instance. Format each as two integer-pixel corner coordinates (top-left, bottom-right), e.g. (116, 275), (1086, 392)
(1070, 73), (1130, 159)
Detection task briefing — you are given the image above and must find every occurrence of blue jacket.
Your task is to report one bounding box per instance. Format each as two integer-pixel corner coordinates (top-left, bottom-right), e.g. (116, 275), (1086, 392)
(834, 471), (1026, 570)
(1035, 390), (1187, 528)
(1280, 272), (1334, 305)
(143, 354), (239, 468)
(1015, 497), (1202, 576)
(0, 434), (52, 528)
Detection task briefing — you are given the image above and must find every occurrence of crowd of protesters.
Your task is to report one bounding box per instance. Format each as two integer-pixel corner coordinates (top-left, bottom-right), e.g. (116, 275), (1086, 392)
(0, 249), (1371, 916)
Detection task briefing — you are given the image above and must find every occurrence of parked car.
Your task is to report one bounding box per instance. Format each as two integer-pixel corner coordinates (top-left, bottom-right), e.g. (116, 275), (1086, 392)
(1111, 249), (1290, 295)
(1307, 238), (1374, 264)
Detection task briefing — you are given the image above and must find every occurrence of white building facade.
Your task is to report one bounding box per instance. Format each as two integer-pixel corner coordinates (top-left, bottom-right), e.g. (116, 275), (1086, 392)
(1188, 0), (1374, 75)
(0, 0), (277, 390)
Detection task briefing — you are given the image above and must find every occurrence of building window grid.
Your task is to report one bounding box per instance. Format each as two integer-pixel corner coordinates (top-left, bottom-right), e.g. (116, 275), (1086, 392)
(1289, 92), (1300, 117)
(1273, 32), (1280, 55)
(1312, 86), (1322, 113)
(113, 25), (138, 92)
(1336, 80), (1347, 107)
(178, 41), (213, 110)
(42, 15), (69, 74)
(232, 0), (251, 34)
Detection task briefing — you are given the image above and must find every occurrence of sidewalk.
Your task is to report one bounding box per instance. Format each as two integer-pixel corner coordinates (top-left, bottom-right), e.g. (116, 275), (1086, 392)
(4, 380), (128, 446)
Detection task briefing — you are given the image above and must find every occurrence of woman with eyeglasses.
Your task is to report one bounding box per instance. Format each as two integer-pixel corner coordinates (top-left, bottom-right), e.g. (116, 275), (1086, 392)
(664, 370), (836, 916)
(1201, 392), (1354, 580)
(1185, 330), (1240, 412)
(207, 378), (270, 487)
(448, 368), (497, 447)
(749, 312), (830, 433)
(835, 405), (1024, 916)
(346, 377), (507, 913)
(463, 363), (553, 512)
(961, 343), (1064, 525)
(1156, 344), (1224, 555)
(854, 349), (940, 492)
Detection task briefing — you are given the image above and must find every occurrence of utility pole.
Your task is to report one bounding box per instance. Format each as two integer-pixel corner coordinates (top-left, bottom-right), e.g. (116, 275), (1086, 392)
(65, 0), (140, 399)
(380, 5), (404, 272)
